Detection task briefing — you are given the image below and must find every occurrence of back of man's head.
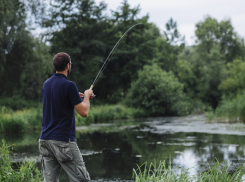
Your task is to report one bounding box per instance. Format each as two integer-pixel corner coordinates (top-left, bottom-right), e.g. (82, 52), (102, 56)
(53, 52), (71, 71)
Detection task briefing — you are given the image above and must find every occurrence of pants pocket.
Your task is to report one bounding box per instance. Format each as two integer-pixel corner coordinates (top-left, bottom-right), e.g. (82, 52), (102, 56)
(76, 162), (91, 181)
(39, 141), (51, 157)
(51, 141), (73, 162)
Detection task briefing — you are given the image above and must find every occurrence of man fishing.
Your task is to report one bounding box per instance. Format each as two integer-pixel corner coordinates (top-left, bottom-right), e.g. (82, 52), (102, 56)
(39, 52), (92, 182)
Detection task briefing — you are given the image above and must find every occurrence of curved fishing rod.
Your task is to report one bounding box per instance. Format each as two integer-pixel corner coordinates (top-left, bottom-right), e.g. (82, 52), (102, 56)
(90, 23), (142, 91)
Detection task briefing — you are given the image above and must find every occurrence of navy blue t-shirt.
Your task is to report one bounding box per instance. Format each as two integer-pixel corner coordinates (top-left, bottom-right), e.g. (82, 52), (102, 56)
(40, 73), (82, 142)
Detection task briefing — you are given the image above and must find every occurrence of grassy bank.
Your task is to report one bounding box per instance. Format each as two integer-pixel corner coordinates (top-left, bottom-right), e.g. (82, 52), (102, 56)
(0, 104), (146, 133)
(133, 160), (245, 181)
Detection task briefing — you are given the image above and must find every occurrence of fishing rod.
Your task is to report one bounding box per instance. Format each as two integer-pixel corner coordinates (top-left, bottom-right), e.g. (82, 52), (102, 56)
(89, 23), (142, 99)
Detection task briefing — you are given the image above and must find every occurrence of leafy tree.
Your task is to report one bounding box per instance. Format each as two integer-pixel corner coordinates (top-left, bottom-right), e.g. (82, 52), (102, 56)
(195, 16), (244, 63)
(125, 64), (192, 116)
(0, 0), (53, 99)
(0, 0), (34, 96)
(154, 18), (185, 73)
(42, 0), (113, 95)
(219, 59), (245, 94)
(100, 0), (160, 100)
(178, 45), (226, 108)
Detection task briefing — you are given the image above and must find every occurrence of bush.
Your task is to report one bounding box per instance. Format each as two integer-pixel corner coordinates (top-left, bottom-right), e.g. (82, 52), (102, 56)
(125, 64), (192, 116)
(0, 140), (43, 181)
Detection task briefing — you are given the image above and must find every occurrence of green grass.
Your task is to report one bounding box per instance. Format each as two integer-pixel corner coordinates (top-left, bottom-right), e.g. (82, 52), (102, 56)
(133, 159), (245, 182)
(75, 104), (147, 126)
(0, 140), (43, 181)
(0, 104), (146, 133)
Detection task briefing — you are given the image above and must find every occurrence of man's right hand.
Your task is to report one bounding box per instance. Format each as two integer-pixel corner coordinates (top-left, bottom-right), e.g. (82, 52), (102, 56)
(84, 89), (93, 98)
(75, 88), (93, 118)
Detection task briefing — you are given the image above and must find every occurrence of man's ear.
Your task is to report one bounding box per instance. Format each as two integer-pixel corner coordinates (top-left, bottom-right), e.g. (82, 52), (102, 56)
(66, 63), (70, 69)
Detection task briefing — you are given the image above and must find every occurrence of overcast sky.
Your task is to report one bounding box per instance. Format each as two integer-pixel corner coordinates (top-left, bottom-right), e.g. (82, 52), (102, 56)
(95, 0), (245, 46)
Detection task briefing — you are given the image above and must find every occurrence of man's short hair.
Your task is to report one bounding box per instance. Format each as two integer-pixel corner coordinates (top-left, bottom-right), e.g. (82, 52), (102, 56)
(53, 52), (71, 71)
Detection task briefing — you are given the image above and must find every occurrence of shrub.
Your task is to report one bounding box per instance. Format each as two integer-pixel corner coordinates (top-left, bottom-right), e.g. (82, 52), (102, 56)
(125, 64), (192, 116)
(0, 140), (43, 181)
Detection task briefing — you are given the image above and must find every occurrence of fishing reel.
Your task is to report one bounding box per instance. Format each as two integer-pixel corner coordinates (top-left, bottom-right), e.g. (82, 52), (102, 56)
(90, 93), (96, 100)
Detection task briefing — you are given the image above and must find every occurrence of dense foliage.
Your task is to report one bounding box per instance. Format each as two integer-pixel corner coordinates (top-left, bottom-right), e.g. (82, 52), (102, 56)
(0, 0), (245, 117)
(126, 64), (192, 116)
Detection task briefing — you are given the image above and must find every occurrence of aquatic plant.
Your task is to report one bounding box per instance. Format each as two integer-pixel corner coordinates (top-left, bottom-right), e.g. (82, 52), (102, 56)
(0, 140), (43, 181)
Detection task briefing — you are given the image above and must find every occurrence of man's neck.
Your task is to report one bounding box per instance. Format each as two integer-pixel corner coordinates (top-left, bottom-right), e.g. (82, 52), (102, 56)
(56, 70), (68, 77)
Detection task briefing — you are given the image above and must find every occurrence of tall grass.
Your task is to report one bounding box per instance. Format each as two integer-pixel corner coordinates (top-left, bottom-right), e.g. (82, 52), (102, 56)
(210, 93), (245, 122)
(0, 104), (145, 132)
(0, 106), (42, 133)
(133, 159), (245, 182)
(75, 104), (147, 125)
(0, 140), (43, 181)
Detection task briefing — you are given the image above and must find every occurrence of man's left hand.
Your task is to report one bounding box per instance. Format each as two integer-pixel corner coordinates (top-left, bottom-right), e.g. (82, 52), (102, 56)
(79, 92), (84, 98)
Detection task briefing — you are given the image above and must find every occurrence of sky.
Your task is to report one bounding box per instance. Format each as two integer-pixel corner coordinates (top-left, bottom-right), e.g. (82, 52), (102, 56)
(94, 0), (245, 46)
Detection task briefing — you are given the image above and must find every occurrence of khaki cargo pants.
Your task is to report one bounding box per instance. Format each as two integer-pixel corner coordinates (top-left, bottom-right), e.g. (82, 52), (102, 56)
(39, 139), (91, 182)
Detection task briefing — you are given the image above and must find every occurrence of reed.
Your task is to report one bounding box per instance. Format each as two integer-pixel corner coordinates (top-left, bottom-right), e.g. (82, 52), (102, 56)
(133, 159), (245, 182)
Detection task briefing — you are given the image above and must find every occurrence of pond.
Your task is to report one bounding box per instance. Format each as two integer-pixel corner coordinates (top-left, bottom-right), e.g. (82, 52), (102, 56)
(1, 115), (245, 181)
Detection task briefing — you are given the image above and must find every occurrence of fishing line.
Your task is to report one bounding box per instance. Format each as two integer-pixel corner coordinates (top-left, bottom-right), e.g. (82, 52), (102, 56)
(90, 23), (142, 90)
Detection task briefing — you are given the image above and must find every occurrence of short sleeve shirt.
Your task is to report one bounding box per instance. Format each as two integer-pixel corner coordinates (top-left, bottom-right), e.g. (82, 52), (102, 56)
(40, 73), (82, 142)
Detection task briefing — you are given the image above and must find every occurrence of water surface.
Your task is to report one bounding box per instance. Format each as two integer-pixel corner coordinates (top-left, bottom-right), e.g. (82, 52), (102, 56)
(1, 115), (245, 181)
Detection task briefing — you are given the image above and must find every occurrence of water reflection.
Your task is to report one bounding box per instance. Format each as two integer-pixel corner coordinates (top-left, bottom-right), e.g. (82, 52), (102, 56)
(1, 116), (245, 181)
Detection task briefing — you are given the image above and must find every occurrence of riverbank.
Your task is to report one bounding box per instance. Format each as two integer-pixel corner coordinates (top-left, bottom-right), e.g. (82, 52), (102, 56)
(0, 104), (146, 133)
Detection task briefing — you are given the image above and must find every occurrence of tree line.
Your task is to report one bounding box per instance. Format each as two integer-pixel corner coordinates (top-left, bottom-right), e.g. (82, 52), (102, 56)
(0, 0), (245, 116)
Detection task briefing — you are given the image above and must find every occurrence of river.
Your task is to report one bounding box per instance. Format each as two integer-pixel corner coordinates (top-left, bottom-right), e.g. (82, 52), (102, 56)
(1, 115), (245, 181)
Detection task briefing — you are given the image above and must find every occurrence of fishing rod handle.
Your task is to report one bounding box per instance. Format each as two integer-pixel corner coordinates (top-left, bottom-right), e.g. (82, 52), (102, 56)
(89, 85), (95, 99)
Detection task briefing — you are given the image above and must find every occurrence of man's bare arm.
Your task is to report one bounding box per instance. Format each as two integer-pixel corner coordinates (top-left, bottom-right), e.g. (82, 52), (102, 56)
(74, 89), (93, 117)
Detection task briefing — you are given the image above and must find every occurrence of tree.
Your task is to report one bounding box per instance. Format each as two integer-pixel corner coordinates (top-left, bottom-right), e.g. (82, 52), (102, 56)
(219, 59), (245, 94)
(126, 64), (192, 116)
(154, 18), (185, 73)
(0, 0), (53, 98)
(44, 0), (161, 102)
(195, 16), (244, 63)
(0, 0), (33, 96)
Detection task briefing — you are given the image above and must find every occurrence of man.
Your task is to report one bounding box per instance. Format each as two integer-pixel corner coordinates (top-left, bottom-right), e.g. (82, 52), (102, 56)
(39, 52), (93, 182)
